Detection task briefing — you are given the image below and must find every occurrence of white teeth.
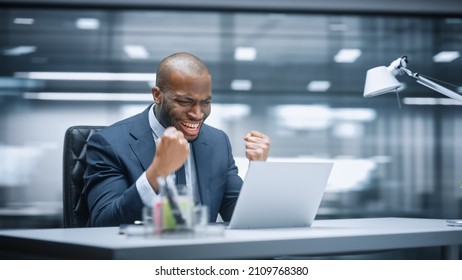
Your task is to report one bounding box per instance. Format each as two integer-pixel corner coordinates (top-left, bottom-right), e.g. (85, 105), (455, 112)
(181, 122), (199, 130)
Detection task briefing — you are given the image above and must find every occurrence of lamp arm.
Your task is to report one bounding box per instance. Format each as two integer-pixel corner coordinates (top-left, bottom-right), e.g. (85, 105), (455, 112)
(399, 67), (462, 102)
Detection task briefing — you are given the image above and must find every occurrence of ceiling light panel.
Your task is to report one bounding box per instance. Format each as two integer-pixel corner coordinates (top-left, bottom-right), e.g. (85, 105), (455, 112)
(231, 79), (252, 91)
(123, 45), (149, 59)
(334, 48), (361, 63)
(234, 47), (257, 61)
(433, 51), (459, 62)
(76, 18), (100, 30)
(307, 81), (331, 92)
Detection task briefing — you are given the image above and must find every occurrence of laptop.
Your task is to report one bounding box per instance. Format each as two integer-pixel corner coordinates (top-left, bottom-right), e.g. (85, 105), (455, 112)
(228, 161), (333, 229)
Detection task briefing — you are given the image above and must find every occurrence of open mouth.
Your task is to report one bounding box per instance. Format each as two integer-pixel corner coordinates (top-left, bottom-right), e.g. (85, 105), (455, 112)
(179, 121), (201, 137)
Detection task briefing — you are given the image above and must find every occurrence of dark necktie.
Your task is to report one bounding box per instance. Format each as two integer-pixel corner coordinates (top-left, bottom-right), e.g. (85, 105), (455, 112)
(175, 164), (186, 186)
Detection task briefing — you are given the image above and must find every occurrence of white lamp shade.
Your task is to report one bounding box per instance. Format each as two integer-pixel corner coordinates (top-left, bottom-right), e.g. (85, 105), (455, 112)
(363, 66), (401, 97)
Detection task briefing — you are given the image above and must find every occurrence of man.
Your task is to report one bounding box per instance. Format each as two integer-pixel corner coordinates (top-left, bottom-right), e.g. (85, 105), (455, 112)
(84, 52), (270, 226)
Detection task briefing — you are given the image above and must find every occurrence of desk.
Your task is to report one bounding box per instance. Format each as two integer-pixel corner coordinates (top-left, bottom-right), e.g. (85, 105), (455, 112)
(0, 204), (62, 229)
(0, 218), (461, 259)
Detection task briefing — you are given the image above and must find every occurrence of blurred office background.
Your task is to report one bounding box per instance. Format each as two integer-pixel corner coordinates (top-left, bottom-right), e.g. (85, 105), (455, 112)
(0, 0), (461, 253)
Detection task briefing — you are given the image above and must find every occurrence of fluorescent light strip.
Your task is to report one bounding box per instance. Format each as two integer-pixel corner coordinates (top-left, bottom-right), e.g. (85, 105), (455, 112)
(14, 18), (35, 25)
(23, 92), (152, 102)
(15, 72), (155, 82)
(4, 46), (37, 56)
(334, 108), (376, 122)
(403, 97), (462, 105)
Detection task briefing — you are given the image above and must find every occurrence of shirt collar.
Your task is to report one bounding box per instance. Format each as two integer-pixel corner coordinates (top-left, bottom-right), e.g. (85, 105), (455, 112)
(148, 104), (166, 140)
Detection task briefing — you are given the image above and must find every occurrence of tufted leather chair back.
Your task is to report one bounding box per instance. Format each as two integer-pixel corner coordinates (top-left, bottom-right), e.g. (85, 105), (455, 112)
(63, 126), (105, 227)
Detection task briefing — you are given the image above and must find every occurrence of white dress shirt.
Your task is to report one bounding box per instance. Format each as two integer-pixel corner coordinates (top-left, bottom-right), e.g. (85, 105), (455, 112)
(135, 104), (200, 207)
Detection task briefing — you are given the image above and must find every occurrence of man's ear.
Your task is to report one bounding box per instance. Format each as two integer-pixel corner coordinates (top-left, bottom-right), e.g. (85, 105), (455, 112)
(151, 86), (162, 104)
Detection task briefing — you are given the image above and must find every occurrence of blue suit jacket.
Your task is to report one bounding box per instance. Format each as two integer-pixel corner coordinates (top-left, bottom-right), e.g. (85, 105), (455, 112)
(84, 105), (243, 226)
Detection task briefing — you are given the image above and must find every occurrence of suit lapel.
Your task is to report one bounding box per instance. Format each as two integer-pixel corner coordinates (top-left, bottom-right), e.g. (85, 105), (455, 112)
(129, 106), (156, 171)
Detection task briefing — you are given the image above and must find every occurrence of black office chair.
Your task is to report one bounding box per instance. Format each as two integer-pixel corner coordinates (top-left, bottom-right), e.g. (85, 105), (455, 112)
(62, 125), (105, 228)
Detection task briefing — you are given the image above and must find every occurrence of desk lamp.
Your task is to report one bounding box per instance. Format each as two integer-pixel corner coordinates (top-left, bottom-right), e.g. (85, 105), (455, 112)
(364, 55), (462, 102)
(364, 55), (462, 227)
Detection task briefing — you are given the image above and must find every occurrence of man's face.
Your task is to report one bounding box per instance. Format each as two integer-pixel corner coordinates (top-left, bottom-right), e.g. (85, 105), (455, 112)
(155, 71), (212, 142)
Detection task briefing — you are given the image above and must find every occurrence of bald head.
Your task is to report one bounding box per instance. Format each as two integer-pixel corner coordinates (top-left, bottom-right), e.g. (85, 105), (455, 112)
(156, 52), (210, 90)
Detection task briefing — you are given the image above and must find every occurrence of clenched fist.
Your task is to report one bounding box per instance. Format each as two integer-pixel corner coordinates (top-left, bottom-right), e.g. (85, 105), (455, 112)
(146, 127), (189, 191)
(244, 131), (270, 161)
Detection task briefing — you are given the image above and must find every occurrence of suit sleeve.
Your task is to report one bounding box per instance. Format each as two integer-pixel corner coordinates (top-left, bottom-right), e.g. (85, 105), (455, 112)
(218, 132), (244, 221)
(84, 132), (144, 226)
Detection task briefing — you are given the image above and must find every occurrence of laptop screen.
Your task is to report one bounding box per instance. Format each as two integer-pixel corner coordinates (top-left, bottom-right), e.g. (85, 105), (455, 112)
(228, 161), (333, 229)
